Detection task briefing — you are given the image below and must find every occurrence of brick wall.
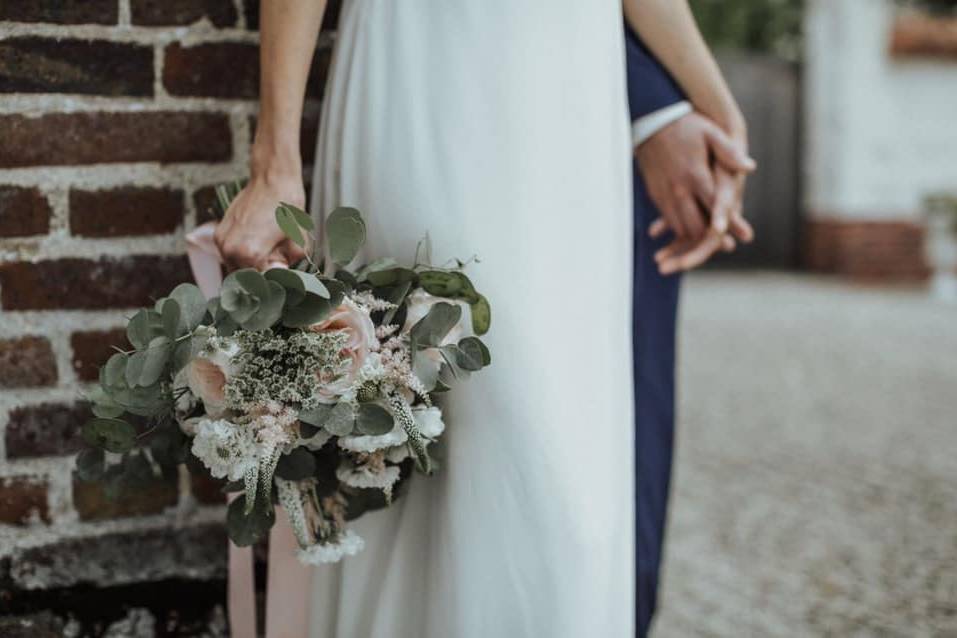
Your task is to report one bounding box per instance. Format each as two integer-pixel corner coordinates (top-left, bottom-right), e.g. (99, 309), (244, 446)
(0, 3), (334, 634)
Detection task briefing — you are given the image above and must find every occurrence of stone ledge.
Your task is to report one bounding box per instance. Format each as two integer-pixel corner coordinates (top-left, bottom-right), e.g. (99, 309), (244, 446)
(890, 13), (957, 59)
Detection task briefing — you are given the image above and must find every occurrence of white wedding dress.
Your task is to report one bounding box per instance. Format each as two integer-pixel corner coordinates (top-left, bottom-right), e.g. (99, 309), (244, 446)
(308, 2), (634, 636)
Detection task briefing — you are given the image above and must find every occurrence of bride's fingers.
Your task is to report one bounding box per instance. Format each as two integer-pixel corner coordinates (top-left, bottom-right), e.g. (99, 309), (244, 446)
(649, 218), (669, 238)
(259, 249), (289, 272)
(279, 238), (308, 267)
(729, 210), (755, 243)
(658, 233), (722, 275)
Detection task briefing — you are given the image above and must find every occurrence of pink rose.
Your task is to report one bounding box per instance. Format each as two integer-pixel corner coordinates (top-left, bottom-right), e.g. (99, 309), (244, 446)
(186, 340), (239, 417)
(309, 299), (377, 400)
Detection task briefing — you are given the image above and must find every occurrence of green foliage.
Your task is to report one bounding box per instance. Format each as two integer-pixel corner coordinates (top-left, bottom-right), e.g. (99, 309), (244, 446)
(227, 493), (276, 547)
(325, 207), (366, 267)
(356, 403), (394, 436)
(275, 448), (317, 480)
(899, 0), (957, 14)
(82, 418), (136, 453)
(689, 0), (804, 60)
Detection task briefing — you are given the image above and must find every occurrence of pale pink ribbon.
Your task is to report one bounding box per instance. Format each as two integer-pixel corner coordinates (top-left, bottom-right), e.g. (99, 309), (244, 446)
(186, 222), (314, 638)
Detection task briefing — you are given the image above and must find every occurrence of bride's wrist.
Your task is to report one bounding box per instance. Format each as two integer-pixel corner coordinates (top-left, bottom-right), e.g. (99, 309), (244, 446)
(249, 140), (304, 193)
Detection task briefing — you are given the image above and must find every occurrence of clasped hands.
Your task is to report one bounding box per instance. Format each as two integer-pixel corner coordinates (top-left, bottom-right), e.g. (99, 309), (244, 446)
(636, 111), (756, 275)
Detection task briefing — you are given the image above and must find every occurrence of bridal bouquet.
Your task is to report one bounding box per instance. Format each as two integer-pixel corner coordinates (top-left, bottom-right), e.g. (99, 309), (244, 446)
(75, 187), (491, 564)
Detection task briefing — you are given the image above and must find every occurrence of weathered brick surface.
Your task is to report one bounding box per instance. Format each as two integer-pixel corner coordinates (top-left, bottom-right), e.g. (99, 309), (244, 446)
(0, 336), (57, 388)
(70, 328), (128, 382)
(0, 186), (51, 238)
(803, 218), (931, 281)
(73, 473), (179, 521)
(190, 472), (227, 505)
(0, 476), (50, 525)
(0, 1), (118, 25)
(70, 187), (184, 237)
(0, 3), (334, 615)
(131, 0), (239, 28)
(0, 38), (153, 96)
(0, 256), (191, 310)
(5, 402), (90, 458)
(0, 112), (232, 169)
(7, 524), (227, 589)
(163, 42), (260, 99)
(164, 42), (330, 99)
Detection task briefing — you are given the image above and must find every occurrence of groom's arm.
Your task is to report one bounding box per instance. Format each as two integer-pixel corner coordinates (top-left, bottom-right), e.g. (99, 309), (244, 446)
(626, 27), (691, 147)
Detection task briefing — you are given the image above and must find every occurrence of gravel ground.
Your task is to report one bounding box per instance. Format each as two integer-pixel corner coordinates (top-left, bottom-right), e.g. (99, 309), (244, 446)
(653, 273), (957, 638)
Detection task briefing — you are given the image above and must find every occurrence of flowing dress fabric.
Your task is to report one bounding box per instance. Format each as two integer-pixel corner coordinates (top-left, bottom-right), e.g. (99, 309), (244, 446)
(309, 2), (634, 636)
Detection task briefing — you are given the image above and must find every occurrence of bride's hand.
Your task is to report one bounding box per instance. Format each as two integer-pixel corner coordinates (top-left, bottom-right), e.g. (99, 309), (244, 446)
(214, 173), (308, 271)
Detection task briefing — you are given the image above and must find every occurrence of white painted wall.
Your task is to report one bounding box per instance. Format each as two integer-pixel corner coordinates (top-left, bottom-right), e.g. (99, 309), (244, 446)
(805, 0), (957, 221)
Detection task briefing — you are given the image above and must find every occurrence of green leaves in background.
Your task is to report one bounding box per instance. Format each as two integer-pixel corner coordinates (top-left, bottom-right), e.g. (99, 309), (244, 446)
(275, 448), (317, 481)
(326, 207), (366, 267)
(469, 294), (491, 336)
(220, 268), (285, 330)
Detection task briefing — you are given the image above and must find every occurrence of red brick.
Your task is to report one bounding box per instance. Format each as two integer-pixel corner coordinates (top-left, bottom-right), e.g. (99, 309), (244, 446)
(0, 186), (51, 238)
(164, 42), (330, 99)
(0, 112), (232, 169)
(5, 402), (90, 458)
(890, 14), (957, 59)
(190, 471), (226, 505)
(70, 187), (184, 237)
(0, 38), (153, 96)
(803, 218), (931, 281)
(71, 328), (128, 382)
(244, 0), (341, 32)
(131, 0), (238, 27)
(163, 42), (259, 99)
(0, 476), (50, 525)
(73, 472), (178, 521)
(0, 336), (57, 388)
(0, 256), (191, 310)
(0, 0), (117, 25)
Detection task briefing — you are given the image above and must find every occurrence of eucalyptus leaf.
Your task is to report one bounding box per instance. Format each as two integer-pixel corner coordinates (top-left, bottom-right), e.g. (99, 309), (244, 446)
(227, 494), (276, 547)
(82, 418), (136, 453)
(125, 350), (147, 387)
(281, 292), (333, 327)
(410, 302), (462, 348)
(276, 205), (306, 248)
(102, 352), (129, 389)
(280, 201), (315, 230)
(366, 267), (417, 288)
(170, 283), (208, 329)
(171, 336), (196, 374)
(275, 448), (317, 480)
(127, 309), (163, 350)
(357, 257), (398, 281)
(356, 403), (394, 436)
(456, 336), (489, 370)
(323, 402), (356, 436)
(418, 270), (465, 297)
(299, 404), (333, 427)
(470, 294), (491, 335)
(220, 272), (260, 323)
(138, 336), (171, 387)
(240, 281), (286, 331)
(160, 298), (182, 338)
(325, 207), (366, 266)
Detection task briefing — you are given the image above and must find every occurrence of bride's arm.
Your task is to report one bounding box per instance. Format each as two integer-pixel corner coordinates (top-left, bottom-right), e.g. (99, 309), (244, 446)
(623, 0), (746, 143)
(214, 0), (327, 270)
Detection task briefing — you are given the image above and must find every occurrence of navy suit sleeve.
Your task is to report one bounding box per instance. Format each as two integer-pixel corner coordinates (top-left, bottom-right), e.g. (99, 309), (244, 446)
(625, 26), (687, 122)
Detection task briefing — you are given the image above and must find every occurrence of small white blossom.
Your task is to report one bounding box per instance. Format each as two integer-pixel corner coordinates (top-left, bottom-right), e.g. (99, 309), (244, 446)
(297, 530), (365, 565)
(338, 423), (408, 453)
(190, 418), (258, 482)
(336, 462), (401, 491)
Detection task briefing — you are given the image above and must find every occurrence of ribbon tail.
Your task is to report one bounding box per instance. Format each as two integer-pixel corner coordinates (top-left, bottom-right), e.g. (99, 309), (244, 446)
(265, 512), (314, 638)
(185, 221), (225, 299)
(227, 493), (258, 638)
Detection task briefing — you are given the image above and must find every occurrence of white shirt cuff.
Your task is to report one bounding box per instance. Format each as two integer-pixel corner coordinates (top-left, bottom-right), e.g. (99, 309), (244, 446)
(632, 101), (693, 147)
